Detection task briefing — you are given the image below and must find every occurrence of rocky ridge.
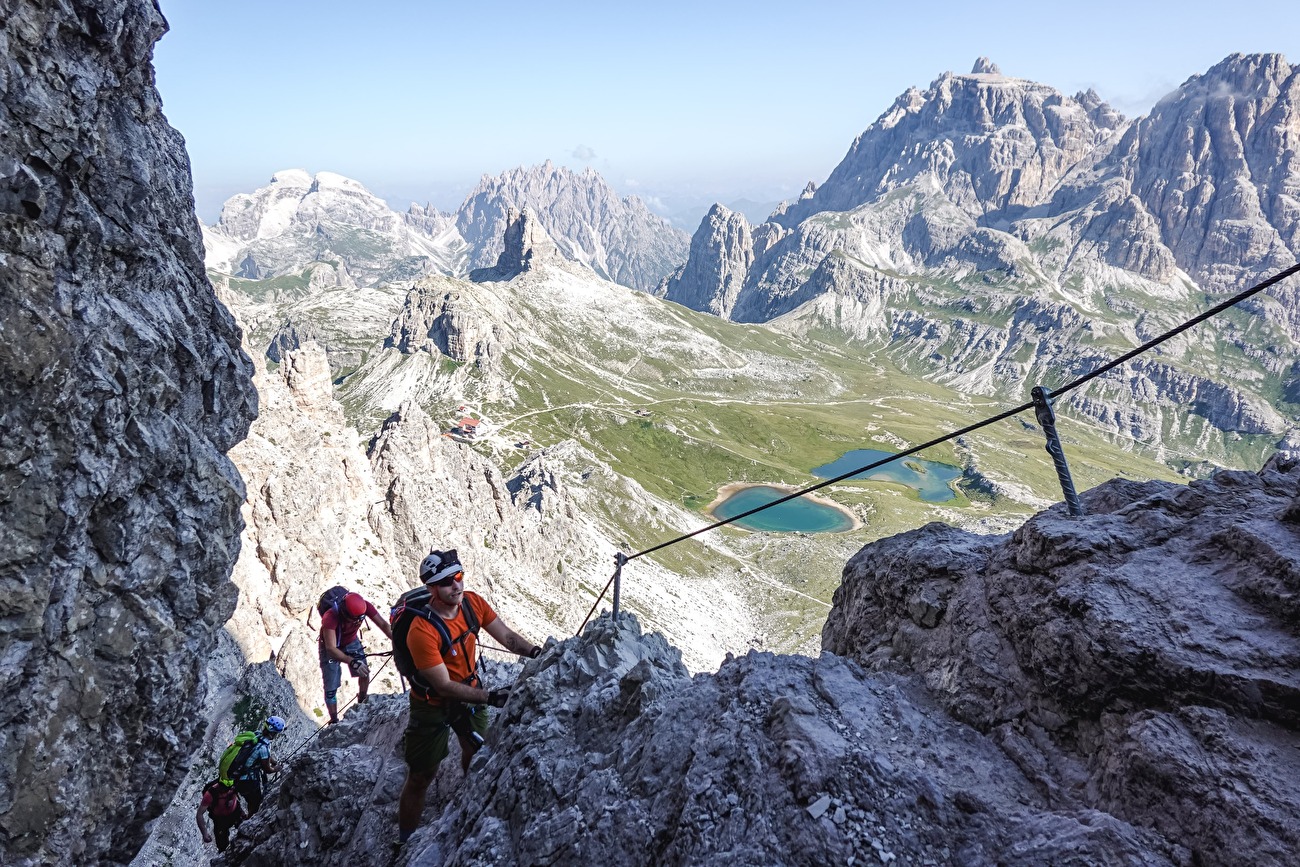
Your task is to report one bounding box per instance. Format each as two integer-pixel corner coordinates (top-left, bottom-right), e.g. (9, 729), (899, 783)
(204, 161), (690, 298)
(824, 454), (1300, 864)
(457, 161), (689, 291)
(0, 2), (256, 864)
(215, 458), (1300, 867)
(202, 169), (468, 285)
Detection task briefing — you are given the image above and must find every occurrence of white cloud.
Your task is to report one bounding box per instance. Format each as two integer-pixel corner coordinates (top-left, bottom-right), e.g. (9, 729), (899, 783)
(572, 144), (597, 161)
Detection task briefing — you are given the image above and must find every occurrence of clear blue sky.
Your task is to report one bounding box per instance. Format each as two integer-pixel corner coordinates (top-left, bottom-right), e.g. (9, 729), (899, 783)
(153, 0), (1300, 222)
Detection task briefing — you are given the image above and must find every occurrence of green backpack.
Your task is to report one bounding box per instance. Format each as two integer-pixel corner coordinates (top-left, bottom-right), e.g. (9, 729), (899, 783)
(217, 731), (261, 786)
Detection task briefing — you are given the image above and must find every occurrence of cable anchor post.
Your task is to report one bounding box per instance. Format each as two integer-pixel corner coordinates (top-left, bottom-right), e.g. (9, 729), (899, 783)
(1031, 386), (1084, 517)
(611, 552), (628, 620)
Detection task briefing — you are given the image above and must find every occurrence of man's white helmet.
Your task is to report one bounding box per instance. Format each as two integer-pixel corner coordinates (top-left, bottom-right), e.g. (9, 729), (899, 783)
(419, 548), (463, 585)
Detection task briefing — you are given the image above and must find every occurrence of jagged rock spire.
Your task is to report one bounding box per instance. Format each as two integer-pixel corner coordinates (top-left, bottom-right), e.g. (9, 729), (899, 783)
(971, 56), (1001, 75)
(658, 203), (754, 318)
(470, 206), (560, 281)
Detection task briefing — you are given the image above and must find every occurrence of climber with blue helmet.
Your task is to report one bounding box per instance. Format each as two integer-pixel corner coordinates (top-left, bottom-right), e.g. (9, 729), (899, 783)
(233, 716), (285, 815)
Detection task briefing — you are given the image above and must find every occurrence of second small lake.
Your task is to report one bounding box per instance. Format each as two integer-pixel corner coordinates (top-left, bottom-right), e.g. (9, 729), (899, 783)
(710, 485), (855, 533)
(811, 449), (963, 503)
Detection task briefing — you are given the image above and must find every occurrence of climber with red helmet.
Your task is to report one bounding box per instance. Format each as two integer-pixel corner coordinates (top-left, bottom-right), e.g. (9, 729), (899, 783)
(319, 588), (393, 724)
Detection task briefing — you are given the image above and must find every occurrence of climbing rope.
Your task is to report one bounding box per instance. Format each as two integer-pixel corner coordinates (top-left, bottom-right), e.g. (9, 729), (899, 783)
(477, 640), (523, 656)
(574, 261), (1300, 628)
(272, 653), (394, 774)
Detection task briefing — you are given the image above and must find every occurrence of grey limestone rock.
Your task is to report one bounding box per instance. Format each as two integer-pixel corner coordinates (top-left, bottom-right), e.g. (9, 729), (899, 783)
(223, 614), (1187, 866)
(388, 274), (515, 369)
(824, 457), (1300, 864)
(456, 161), (689, 291)
(266, 315), (321, 363)
(469, 207), (562, 282)
(0, 1), (257, 863)
(1122, 53), (1300, 332)
(775, 66), (1120, 229)
(658, 203), (753, 318)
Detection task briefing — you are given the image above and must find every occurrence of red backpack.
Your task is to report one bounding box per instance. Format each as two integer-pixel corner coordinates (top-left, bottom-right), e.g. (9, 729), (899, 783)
(203, 779), (241, 817)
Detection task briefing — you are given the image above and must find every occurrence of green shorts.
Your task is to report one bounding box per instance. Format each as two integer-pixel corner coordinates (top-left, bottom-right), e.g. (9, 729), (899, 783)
(403, 700), (490, 775)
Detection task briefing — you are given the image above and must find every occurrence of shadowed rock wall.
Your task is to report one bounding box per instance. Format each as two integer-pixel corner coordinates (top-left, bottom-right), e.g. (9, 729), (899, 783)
(0, 2), (256, 863)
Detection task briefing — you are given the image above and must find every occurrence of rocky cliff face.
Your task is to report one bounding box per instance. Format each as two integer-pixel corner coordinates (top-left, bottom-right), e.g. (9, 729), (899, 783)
(456, 161), (689, 291)
(468, 207), (565, 282)
(776, 60), (1124, 228)
(1120, 54), (1300, 331)
(824, 455), (1300, 864)
(657, 204), (754, 317)
(387, 275), (516, 370)
(211, 459), (1299, 867)
(0, 2), (256, 864)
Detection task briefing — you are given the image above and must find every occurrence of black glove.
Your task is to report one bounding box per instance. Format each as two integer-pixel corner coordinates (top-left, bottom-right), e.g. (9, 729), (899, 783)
(527, 645), (542, 659)
(487, 688), (511, 708)
(349, 657), (369, 678)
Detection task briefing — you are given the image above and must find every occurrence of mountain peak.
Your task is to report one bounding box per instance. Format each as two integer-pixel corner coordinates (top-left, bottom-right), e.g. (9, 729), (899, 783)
(270, 168), (312, 187)
(773, 66), (1115, 227)
(310, 171), (372, 194)
(1186, 52), (1295, 98)
(457, 163), (688, 290)
(470, 206), (560, 281)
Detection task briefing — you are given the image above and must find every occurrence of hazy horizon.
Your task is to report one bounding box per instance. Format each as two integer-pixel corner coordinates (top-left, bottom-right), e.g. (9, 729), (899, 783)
(154, 0), (1300, 223)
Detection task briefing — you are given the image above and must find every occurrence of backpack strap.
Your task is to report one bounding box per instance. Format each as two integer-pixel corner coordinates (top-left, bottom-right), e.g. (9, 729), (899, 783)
(393, 597), (482, 699)
(461, 596), (480, 635)
(417, 601), (481, 684)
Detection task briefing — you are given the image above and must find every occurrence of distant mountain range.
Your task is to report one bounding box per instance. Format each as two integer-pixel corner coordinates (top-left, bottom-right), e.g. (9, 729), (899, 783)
(203, 162), (688, 293)
(660, 54), (1300, 455)
(207, 53), (1300, 467)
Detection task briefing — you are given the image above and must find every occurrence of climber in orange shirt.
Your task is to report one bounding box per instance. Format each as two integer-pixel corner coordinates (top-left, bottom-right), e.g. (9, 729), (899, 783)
(391, 548), (541, 844)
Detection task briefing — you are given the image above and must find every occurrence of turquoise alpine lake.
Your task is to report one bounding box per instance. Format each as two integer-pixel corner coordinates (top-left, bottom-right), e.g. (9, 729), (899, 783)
(710, 485), (855, 533)
(812, 449), (962, 503)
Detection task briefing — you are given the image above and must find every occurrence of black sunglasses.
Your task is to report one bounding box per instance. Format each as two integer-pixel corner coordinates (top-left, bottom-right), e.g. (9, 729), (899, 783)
(432, 570), (464, 588)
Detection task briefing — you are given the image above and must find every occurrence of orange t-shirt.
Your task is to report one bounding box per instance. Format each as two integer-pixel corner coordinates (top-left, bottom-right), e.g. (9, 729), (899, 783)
(407, 591), (497, 705)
